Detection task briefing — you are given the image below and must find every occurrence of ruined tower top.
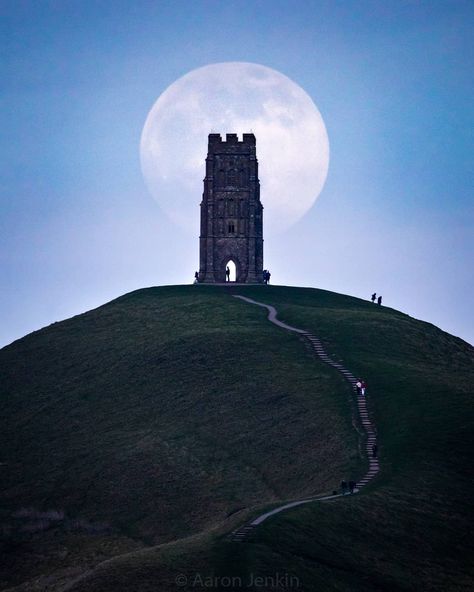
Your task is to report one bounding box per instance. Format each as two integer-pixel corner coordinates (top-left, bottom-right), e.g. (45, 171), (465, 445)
(208, 132), (256, 147)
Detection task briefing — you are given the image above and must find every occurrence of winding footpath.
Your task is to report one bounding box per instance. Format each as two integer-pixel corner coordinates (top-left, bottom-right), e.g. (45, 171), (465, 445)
(229, 295), (379, 543)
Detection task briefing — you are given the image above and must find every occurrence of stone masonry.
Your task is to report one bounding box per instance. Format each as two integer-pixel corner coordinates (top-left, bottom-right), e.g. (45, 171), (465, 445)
(198, 133), (264, 283)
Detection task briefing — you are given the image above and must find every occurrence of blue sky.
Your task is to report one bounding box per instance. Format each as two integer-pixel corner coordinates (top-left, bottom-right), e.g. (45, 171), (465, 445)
(1, 0), (473, 345)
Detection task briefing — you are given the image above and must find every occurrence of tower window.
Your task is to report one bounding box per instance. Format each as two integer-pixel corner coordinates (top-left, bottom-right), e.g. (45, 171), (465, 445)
(228, 169), (237, 185)
(228, 222), (235, 234)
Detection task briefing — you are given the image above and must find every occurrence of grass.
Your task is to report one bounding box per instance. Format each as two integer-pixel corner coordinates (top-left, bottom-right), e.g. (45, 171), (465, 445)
(0, 285), (359, 590)
(1, 284), (472, 591)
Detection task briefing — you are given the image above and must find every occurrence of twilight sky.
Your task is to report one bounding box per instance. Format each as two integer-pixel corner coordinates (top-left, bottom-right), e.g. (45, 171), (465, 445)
(1, 0), (473, 346)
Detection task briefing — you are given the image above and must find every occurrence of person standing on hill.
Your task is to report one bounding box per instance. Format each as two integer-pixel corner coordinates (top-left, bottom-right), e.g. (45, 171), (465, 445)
(340, 480), (347, 495)
(226, 266), (230, 282)
(194, 271), (199, 284)
(371, 292), (376, 303)
(361, 380), (367, 396)
(349, 480), (356, 494)
(377, 295), (382, 305)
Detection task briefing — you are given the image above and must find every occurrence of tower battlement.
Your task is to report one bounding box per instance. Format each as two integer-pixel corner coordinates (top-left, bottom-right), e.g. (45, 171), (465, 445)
(208, 132), (256, 148)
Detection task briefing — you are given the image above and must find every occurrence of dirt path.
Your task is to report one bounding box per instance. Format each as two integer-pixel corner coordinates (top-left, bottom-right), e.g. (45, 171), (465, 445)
(229, 295), (379, 542)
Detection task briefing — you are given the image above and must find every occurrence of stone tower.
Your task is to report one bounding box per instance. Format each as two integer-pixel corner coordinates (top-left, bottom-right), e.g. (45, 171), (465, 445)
(198, 133), (264, 283)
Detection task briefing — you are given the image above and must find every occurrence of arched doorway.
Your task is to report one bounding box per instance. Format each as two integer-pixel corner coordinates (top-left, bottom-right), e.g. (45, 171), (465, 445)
(225, 260), (237, 282)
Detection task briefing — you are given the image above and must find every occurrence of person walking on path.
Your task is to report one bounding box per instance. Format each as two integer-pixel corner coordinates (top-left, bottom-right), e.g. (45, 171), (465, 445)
(372, 444), (378, 458)
(377, 295), (382, 305)
(371, 292), (376, 303)
(361, 380), (367, 396)
(340, 480), (347, 495)
(226, 266), (230, 282)
(348, 480), (355, 494)
(356, 380), (362, 396)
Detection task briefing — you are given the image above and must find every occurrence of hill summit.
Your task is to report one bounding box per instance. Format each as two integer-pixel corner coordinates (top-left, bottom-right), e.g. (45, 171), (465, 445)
(1, 285), (473, 591)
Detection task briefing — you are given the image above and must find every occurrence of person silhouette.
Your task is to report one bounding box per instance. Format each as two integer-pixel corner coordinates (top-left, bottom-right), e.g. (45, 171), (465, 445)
(194, 271), (199, 284)
(371, 292), (376, 303)
(226, 266), (230, 282)
(377, 295), (382, 305)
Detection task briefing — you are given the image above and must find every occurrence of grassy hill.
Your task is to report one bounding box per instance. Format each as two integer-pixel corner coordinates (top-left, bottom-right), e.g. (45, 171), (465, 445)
(0, 285), (472, 591)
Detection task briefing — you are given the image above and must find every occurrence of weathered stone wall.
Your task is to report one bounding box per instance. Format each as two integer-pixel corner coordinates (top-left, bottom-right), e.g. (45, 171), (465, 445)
(198, 133), (264, 283)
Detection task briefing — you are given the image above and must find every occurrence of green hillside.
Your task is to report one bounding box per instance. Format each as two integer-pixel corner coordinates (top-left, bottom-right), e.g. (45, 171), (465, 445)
(1, 285), (473, 591)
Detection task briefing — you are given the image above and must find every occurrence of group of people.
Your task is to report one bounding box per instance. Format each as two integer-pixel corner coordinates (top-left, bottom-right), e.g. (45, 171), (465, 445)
(193, 269), (272, 283)
(371, 292), (382, 305)
(340, 480), (356, 495)
(339, 447), (378, 496)
(355, 379), (367, 396)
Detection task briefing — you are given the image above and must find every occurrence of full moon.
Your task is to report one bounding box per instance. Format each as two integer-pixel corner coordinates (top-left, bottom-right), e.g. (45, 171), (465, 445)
(140, 62), (329, 235)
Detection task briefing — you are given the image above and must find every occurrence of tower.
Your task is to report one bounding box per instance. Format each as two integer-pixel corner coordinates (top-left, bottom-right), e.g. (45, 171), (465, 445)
(198, 133), (264, 283)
